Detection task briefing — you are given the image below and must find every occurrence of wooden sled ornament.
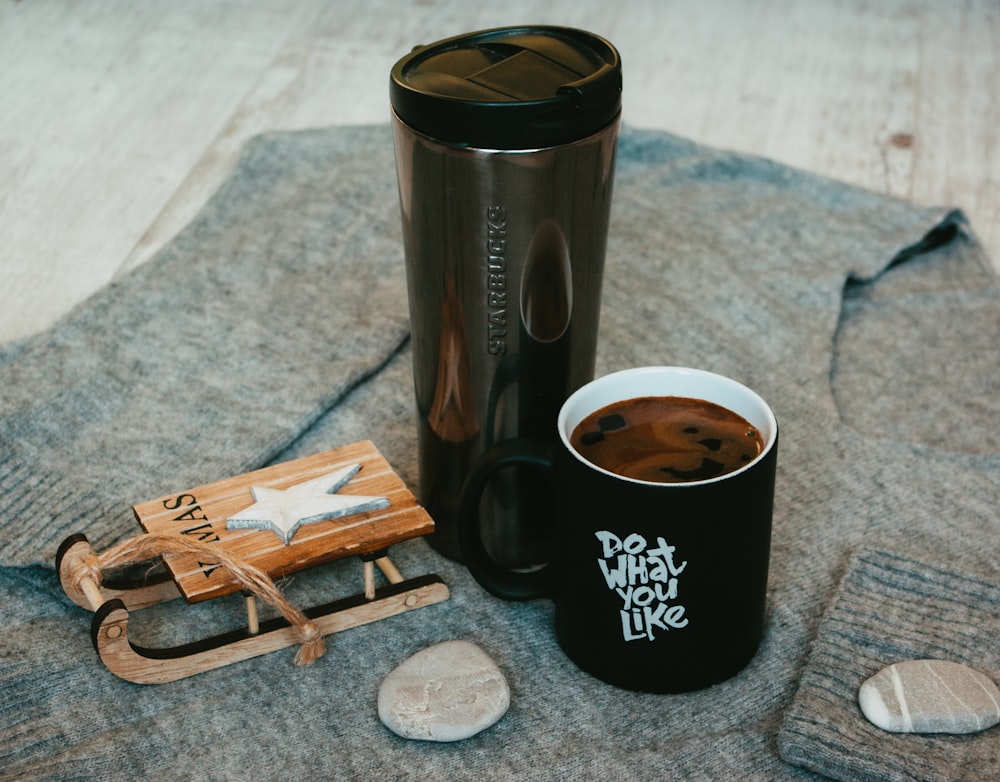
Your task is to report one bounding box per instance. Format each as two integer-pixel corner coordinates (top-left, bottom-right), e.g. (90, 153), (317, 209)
(56, 441), (449, 684)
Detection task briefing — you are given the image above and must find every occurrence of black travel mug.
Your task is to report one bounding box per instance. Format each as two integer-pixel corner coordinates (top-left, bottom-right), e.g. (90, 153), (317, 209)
(390, 26), (622, 566)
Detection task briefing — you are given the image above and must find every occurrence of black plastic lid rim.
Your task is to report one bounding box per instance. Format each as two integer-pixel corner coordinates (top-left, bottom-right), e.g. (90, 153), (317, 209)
(390, 26), (622, 151)
(390, 108), (622, 155)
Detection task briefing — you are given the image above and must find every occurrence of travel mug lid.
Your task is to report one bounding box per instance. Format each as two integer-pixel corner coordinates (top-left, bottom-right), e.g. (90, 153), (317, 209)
(390, 26), (622, 150)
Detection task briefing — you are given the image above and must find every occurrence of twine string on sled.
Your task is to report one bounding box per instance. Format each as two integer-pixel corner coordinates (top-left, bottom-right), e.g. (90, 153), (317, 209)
(68, 533), (325, 666)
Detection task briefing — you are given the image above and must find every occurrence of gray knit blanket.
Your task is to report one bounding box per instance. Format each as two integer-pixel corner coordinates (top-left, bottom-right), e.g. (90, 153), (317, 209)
(1, 125), (996, 781)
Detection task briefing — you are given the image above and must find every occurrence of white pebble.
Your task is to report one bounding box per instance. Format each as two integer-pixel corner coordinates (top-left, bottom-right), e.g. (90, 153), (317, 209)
(859, 659), (1000, 734)
(378, 640), (510, 742)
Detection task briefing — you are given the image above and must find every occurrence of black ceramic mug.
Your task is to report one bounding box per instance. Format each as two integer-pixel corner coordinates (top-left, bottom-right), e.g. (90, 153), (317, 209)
(458, 366), (778, 693)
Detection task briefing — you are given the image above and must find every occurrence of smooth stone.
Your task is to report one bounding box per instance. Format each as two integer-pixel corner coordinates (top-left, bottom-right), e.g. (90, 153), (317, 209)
(859, 659), (1000, 734)
(378, 640), (510, 742)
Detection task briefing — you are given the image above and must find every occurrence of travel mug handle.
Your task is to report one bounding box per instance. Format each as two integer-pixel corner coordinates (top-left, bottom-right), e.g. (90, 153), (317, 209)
(458, 438), (556, 601)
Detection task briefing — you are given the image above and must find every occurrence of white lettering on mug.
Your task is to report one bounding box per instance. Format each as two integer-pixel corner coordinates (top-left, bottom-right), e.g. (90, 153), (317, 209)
(596, 531), (689, 642)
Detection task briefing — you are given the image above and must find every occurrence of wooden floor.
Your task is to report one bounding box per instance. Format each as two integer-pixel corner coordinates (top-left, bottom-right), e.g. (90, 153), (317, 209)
(1, 0), (997, 344)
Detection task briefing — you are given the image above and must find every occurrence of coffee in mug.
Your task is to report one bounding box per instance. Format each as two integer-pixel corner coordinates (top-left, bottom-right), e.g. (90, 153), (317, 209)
(570, 396), (765, 484)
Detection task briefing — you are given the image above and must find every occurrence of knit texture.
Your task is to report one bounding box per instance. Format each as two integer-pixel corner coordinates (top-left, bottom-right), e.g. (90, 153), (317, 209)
(0, 125), (997, 780)
(779, 548), (1000, 782)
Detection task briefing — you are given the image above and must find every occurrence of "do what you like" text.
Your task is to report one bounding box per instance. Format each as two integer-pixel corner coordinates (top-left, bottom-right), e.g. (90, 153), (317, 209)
(595, 531), (689, 642)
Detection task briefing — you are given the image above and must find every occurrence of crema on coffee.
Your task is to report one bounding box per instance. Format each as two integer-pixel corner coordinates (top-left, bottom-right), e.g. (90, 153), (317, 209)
(570, 395), (763, 483)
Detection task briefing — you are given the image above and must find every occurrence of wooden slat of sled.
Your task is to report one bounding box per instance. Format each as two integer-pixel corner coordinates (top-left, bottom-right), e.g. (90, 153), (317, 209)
(134, 441), (433, 604)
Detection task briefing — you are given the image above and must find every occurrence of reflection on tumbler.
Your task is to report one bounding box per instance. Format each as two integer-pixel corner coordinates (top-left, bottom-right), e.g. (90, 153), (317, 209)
(521, 220), (572, 344)
(428, 275), (479, 444)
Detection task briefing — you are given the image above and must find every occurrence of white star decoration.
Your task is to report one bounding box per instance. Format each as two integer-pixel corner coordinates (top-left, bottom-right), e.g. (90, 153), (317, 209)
(225, 463), (389, 544)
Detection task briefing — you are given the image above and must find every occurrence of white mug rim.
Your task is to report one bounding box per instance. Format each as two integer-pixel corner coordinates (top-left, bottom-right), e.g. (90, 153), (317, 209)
(558, 366), (778, 487)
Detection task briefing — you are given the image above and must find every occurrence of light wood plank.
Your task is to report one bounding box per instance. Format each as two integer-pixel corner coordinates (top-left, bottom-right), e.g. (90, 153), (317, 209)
(1, 0), (997, 346)
(0, 0), (325, 341)
(911, 0), (1000, 261)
